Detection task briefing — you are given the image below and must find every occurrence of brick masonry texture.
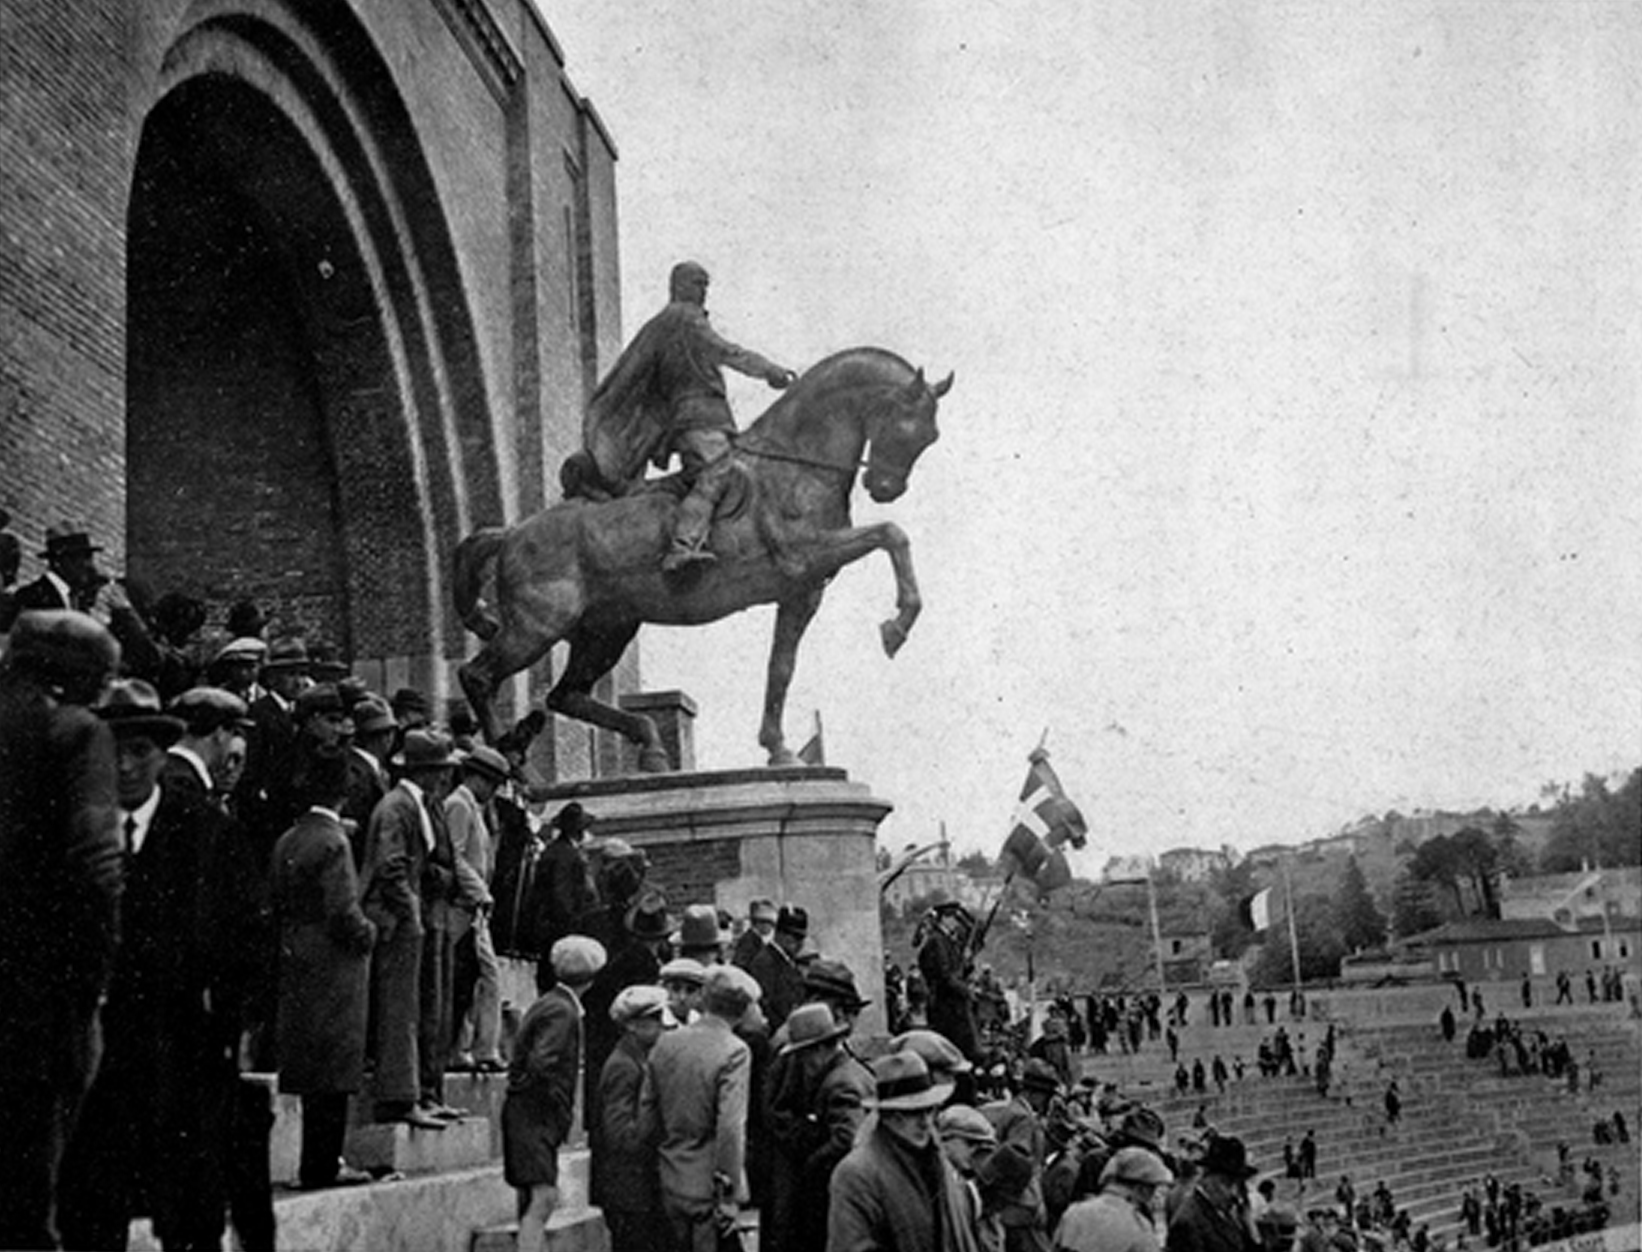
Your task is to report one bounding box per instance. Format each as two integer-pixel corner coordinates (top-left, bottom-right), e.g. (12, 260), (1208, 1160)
(2, 0), (639, 776)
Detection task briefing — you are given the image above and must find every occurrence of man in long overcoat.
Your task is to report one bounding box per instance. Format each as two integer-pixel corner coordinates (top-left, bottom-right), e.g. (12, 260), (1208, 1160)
(359, 729), (457, 1126)
(531, 801), (598, 990)
(57, 679), (256, 1250)
(272, 750), (376, 1188)
(0, 611), (122, 1250)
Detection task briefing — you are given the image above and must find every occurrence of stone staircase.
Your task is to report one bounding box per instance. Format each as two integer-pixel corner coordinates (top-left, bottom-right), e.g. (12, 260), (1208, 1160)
(126, 1070), (611, 1252)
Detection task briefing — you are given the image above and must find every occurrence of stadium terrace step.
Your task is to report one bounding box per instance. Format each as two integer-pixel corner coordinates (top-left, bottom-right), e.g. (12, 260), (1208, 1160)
(129, 1164), (519, 1252)
(346, 1115), (496, 1177)
(471, 1205), (611, 1252)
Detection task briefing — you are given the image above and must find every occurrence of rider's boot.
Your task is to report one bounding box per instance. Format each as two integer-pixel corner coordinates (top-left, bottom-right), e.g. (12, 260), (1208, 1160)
(661, 470), (724, 573)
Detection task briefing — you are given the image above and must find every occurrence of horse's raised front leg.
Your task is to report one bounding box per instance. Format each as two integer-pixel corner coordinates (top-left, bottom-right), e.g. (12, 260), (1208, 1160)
(761, 585), (824, 766)
(799, 520), (922, 658)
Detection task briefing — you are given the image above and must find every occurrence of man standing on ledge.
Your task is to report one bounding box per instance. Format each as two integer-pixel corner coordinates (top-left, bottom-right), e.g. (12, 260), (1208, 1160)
(579, 261), (799, 571)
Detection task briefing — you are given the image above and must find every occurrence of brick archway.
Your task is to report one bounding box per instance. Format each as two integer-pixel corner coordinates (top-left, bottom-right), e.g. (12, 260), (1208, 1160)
(126, 1), (501, 689)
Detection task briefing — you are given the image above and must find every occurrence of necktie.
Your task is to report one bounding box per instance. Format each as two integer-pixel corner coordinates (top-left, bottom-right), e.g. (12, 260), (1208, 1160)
(124, 813), (137, 860)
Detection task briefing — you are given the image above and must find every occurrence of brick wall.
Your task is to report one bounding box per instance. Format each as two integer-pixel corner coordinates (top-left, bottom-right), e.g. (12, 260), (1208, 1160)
(0, 0), (133, 572)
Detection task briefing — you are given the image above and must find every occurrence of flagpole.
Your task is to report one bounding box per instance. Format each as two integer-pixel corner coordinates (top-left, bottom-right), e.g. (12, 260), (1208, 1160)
(1147, 867), (1167, 997)
(1283, 855), (1302, 996)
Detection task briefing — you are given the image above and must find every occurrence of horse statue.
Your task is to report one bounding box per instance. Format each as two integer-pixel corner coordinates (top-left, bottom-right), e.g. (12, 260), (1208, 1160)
(454, 346), (952, 770)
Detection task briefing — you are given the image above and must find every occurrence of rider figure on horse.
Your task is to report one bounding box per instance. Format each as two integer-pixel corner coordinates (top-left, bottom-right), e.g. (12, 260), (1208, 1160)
(579, 260), (798, 572)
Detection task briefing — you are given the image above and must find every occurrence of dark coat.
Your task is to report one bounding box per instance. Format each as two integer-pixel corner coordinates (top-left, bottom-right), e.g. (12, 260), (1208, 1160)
(770, 1045), (873, 1252)
(0, 672), (122, 1086)
(341, 747), (388, 865)
(504, 984), (583, 1187)
(273, 808), (375, 1093)
(747, 940), (806, 1030)
(529, 834), (594, 957)
(1165, 1180), (1261, 1252)
(584, 933), (663, 1195)
(57, 780), (254, 1247)
(596, 1032), (662, 1214)
(919, 926), (979, 1061)
(827, 1122), (981, 1252)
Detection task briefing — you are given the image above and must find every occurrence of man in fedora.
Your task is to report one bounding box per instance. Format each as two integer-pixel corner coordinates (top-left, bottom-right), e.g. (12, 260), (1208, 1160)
(0, 611), (122, 1249)
(531, 801), (597, 991)
(828, 1051), (976, 1252)
(235, 635), (309, 849)
(767, 1003), (872, 1252)
(359, 728), (460, 1127)
(730, 898), (779, 969)
(58, 679), (258, 1250)
(677, 901), (730, 965)
(13, 525), (105, 614)
(644, 963), (762, 1252)
(342, 695), (396, 859)
(980, 1059), (1060, 1252)
(748, 904), (809, 1031)
(1165, 1134), (1262, 1252)
(446, 744), (507, 1074)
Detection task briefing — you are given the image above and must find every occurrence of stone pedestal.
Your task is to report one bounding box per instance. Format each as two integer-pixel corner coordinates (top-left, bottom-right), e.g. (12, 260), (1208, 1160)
(542, 766), (892, 1036)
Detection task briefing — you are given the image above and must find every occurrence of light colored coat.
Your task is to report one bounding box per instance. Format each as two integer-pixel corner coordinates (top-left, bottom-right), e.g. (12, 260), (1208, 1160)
(642, 1013), (751, 1207)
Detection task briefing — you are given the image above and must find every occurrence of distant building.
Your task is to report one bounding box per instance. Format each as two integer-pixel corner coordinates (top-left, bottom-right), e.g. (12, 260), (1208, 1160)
(1158, 927), (1213, 985)
(1157, 846), (1233, 883)
(1399, 915), (1639, 983)
(1498, 866), (1641, 925)
(881, 844), (989, 913)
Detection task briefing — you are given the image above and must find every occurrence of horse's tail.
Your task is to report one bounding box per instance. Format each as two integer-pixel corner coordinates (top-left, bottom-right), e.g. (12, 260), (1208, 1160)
(453, 527), (507, 641)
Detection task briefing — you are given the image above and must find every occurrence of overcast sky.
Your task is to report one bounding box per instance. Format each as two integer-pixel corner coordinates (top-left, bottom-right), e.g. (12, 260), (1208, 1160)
(540, 1), (1640, 871)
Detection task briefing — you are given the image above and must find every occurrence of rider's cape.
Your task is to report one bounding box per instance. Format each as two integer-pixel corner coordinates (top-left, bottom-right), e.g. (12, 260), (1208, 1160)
(583, 300), (728, 494)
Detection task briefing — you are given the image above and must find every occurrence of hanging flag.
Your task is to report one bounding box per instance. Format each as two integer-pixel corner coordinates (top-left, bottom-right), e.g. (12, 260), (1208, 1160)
(997, 747), (1085, 897)
(1240, 886), (1276, 932)
(1009, 747), (1088, 852)
(797, 710), (825, 766)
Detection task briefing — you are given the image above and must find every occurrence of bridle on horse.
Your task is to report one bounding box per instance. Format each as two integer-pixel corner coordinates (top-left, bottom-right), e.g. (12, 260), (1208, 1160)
(736, 441), (866, 477)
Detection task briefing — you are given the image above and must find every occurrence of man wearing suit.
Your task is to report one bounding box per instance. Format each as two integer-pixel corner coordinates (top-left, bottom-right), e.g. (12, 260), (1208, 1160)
(597, 985), (676, 1252)
(164, 685), (276, 1250)
(271, 751), (376, 1189)
(235, 635), (309, 851)
(359, 728), (457, 1127)
(0, 611), (123, 1250)
(57, 679), (255, 1251)
(747, 905), (809, 1031)
(342, 696), (396, 864)
(445, 746), (505, 1072)
(530, 801), (597, 991)
(644, 964), (762, 1252)
(11, 526), (106, 614)
(505, 936), (607, 1252)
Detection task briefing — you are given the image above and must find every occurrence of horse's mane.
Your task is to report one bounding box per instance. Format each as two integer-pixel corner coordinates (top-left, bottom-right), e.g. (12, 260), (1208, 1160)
(742, 346), (917, 442)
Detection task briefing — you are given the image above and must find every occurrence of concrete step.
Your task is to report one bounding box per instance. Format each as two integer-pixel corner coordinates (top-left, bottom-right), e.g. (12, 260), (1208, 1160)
(471, 1205), (610, 1252)
(346, 1115), (495, 1177)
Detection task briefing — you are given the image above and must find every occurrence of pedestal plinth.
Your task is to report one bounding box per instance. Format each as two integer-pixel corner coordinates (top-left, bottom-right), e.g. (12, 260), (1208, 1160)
(540, 766), (892, 1036)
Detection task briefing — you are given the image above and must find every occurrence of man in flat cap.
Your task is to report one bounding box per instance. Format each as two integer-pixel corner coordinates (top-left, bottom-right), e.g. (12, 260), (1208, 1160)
(58, 679), (258, 1250)
(164, 686), (254, 809)
(597, 984), (675, 1252)
(506, 935), (608, 1252)
(0, 611), (122, 1249)
(645, 964), (762, 1252)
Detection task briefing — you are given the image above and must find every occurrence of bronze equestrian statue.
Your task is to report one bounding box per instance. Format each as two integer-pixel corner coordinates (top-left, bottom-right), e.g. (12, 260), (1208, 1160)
(454, 343), (952, 771)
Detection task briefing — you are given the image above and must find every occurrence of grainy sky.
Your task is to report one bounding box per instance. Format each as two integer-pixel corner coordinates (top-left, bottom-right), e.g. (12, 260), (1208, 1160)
(539, 1), (1641, 870)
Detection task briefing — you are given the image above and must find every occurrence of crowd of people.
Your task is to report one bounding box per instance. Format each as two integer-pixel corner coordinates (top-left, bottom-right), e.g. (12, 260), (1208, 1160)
(1, 525), (1634, 1252)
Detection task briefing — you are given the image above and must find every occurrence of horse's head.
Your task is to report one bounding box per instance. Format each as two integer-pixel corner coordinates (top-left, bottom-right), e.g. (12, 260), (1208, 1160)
(864, 367), (952, 503)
